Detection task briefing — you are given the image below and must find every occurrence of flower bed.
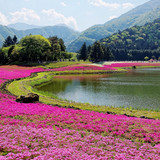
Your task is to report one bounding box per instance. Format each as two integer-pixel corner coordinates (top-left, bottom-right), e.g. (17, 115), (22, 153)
(0, 66), (45, 79)
(106, 62), (160, 68)
(0, 125), (160, 160)
(50, 64), (116, 71)
(0, 96), (160, 145)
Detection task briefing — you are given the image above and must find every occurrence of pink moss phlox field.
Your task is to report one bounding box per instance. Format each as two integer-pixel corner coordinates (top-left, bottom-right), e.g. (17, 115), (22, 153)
(0, 97), (160, 145)
(0, 68), (45, 79)
(0, 95), (160, 160)
(47, 63), (160, 72)
(50, 64), (116, 71)
(0, 125), (160, 160)
(105, 62), (160, 68)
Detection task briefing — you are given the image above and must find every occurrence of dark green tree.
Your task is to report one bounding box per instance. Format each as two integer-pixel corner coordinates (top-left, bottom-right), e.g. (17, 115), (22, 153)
(0, 49), (7, 64)
(102, 46), (113, 61)
(13, 35), (18, 45)
(20, 35), (51, 62)
(61, 51), (73, 61)
(9, 46), (21, 62)
(78, 42), (88, 61)
(7, 45), (15, 62)
(59, 38), (66, 52)
(90, 42), (104, 62)
(49, 36), (67, 61)
(48, 37), (59, 47)
(52, 43), (61, 61)
(3, 36), (13, 47)
(87, 45), (91, 54)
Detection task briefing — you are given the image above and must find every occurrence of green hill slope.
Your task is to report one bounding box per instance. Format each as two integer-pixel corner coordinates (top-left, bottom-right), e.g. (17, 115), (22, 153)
(0, 25), (80, 47)
(100, 18), (160, 60)
(67, 0), (160, 52)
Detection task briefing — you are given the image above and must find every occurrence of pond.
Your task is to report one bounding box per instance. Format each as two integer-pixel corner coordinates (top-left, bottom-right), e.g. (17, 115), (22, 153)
(36, 68), (160, 110)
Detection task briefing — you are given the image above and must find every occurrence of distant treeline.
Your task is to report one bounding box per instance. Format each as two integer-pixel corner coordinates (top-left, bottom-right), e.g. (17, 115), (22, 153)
(111, 49), (160, 61)
(77, 42), (114, 62)
(0, 35), (73, 64)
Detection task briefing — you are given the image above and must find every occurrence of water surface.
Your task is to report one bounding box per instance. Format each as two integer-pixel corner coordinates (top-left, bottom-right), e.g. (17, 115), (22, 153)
(36, 68), (160, 110)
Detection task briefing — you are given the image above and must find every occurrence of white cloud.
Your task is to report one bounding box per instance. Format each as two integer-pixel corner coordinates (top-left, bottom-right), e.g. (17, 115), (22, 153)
(109, 15), (118, 20)
(42, 9), (78, 30)
(122, 3), (134, 9)
(89, 0), (120, 9)
(10, 8), (40, 23)
(0, 12), (8, 25)
(89, 0), (134, 10)
(60, 2), (67, 7)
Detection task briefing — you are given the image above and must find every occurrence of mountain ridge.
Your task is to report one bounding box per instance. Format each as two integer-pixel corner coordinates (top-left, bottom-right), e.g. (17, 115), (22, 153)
(8, 23), (42, 30)
(0, 25), (80, 47)
(67, 0), (160, 52)
(100, 18), (160, 60)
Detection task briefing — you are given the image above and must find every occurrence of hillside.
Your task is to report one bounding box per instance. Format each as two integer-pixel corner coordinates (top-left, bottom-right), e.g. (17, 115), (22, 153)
(101, 18), (160, 50)
(0, 25), (80, 47)
(67, 0), (160, 52)
(100, 18), (160, 60)
(8, 23), (41, 30)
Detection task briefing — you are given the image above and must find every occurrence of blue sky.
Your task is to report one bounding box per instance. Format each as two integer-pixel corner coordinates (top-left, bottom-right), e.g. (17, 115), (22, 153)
(0, 0), (149, 31)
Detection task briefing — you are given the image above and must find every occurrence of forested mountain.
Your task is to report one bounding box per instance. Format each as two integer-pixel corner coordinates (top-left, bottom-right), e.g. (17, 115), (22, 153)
(101, 18), (160, 50)
(0, 25), (80, 47)
(23, 25), (80, 46)
(67, 0), (160, 52)
(100, 18), (160, 60)
(8, 23), (41, 30)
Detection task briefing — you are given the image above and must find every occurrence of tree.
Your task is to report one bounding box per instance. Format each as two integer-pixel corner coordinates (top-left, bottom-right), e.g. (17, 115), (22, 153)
(127, 52), (133, 60)
(13, 35), (18, 45)
(3, 36), (13, 47)
(52, 43), (61, 61)
(20, 35), (51, 62)
(144, 56), (149, 61)
(78, 42), (88, 61)
(90, 42), (104, 62)
(48, 36), (67, 61)
(59, 38), (66, 52)
(102, 46), (114, 61)
(0, 35), (68, 64)
(48, 37), (59, 47)
(9, 45), (21, 62)
(152, 55), (156, 60)
(87, 45), (91, 54)
(7, 45), (15, 62)
(0, 49), (7, 64)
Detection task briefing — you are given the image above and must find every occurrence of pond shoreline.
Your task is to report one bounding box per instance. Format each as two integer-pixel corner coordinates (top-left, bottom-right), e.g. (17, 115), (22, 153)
(6, 62), (160, 119)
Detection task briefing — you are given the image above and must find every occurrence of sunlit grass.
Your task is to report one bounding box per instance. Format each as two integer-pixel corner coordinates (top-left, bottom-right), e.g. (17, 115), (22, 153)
(44, 61), (91, 69)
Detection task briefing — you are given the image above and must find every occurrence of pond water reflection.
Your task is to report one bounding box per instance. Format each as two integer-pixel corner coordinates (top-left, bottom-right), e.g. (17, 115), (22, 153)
(36, 68), (160, 110)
